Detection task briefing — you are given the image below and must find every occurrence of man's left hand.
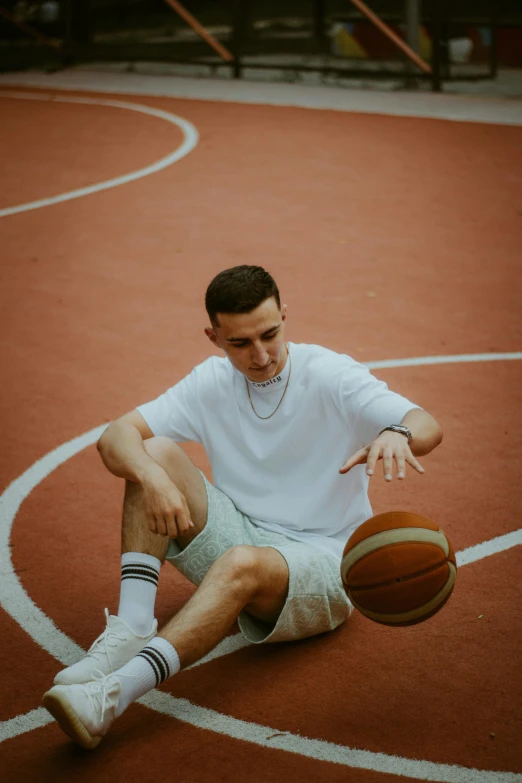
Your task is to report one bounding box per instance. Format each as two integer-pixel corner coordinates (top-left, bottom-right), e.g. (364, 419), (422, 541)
(339, 431), (425, 481)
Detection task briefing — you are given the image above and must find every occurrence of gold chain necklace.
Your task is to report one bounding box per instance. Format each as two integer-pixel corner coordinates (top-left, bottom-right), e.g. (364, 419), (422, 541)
(245, 345), (291, 420)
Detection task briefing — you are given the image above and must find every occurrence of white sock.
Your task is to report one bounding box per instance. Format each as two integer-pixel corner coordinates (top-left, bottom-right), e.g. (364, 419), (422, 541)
(117, 552), (161, 635)
(115, 637), (181, 716)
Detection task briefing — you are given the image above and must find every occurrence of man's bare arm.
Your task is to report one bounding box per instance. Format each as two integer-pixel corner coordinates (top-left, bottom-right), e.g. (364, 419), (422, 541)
(339, 407), (442, 481)
(97, 410), (161, 484)
(401, 408), (443, 456)
(97, 411), (194, 535)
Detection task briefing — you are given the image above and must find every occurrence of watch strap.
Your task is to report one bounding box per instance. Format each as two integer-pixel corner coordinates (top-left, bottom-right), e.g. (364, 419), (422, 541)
(378, 424), (413, 442)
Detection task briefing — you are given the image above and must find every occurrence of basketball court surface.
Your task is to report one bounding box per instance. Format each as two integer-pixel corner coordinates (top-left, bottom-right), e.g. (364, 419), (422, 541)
(1, 69), (521, 782)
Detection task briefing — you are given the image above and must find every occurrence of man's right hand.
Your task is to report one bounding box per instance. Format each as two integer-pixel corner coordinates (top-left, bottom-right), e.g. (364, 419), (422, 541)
(140, 466), (194, 538)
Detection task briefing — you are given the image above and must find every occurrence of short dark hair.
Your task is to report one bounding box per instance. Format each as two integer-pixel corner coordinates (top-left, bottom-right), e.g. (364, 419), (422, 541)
(205, 265), (280, 326)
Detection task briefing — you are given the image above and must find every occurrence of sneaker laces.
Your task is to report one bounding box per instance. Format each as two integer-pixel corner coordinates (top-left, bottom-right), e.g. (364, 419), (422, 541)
(85, 609), (129, 667)
(86, 668), (134, 723)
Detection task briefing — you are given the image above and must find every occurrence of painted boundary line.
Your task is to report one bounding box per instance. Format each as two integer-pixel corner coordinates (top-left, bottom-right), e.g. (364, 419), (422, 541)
(366, 353), (522, 369)
(1, 70), (522, 126)
(0, 91), (199, 217)
(1, 353), (521, 780)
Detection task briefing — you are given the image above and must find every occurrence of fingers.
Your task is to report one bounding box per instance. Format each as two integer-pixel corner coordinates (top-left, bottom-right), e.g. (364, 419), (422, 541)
(339, 447), (369, 474)
(145, 491), (195, 538)
(165, 514), (179, 538)
(377, 445), (425, 481)
(175, 497), (194, 536)
(341, 436), (426, 482)
(365, 442), (382, 477)
(396, 452), (406, 480)
(148, 513), (169, 537)
(382, 446), (394, 481)
(406, 452), (425, 475)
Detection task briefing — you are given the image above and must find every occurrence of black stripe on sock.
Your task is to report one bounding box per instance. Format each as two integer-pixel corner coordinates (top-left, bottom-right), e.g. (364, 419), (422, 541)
(137, 651), (161, 686)
(121, 574), (158, 587)
(121, 565), (159, 581)
(141, 647), (169, 683)
(122, 563), (159, 576)
(149, 647), (171, 680)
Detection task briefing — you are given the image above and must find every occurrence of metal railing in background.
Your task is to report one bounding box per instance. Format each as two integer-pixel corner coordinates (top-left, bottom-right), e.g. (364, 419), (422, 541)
(0, 0), (503, 92)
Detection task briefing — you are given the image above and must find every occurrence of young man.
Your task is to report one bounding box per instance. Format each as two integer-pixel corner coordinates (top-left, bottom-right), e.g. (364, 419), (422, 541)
(43, 265), (442, 749)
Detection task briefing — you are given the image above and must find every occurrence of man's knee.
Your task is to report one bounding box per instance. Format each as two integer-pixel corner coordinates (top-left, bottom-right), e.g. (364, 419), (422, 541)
(213, 546), (261, 597)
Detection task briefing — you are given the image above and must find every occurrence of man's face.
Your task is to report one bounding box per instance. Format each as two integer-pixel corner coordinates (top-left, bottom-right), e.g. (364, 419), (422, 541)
(205, 297), (287, 382)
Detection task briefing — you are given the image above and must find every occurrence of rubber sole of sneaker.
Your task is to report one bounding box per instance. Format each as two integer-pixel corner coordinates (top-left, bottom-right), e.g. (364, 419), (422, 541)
(42, 690), (101, 750)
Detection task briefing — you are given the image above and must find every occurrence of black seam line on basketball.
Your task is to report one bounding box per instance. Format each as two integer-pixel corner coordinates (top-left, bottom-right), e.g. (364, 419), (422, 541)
(120, 574), (159, 586)
(121, 565), (159, 578)
(142, 647), (170, 681)
(136, 652), (161, 686)
(347, 561), (452, 591)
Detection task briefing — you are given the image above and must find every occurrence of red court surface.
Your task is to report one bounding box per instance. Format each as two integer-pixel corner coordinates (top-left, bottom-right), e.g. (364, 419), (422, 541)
(0, 77), (521, 783)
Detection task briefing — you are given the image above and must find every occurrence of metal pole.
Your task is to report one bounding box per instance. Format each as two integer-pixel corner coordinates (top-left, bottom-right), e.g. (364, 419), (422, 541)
(232, 0), (249, 79)
(62, 0), (74, 65)
(314, 0), (326, 41)
(0, 5), (60, 49)
(164, 0), (234, 63)
(431, 0), (441, 91)
(489, 0), (498, 79)
(405, 1), (420, 59)
(349, 0), (431, 74)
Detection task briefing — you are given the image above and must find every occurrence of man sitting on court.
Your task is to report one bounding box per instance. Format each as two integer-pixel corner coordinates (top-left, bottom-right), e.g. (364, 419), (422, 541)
(42, 265), (443, 749)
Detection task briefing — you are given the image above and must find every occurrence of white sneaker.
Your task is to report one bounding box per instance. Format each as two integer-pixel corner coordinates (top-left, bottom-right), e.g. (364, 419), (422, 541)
(43, 670), (122, 749)
(54, 609), (157, 685)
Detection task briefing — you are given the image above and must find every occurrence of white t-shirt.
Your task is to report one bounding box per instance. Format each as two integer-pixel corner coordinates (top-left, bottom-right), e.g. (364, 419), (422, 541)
(137, 343), (417, 561)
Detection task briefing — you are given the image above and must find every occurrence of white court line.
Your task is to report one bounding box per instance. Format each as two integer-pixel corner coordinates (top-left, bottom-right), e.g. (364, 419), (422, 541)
(366, 353), (522, 370)
(0, 709), (53, 742)
(1, 353), (521, 780)
(0, 91), (199, 217)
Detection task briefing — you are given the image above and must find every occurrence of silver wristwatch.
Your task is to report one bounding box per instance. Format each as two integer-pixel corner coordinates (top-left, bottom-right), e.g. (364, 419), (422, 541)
(378, 424), (413, 442)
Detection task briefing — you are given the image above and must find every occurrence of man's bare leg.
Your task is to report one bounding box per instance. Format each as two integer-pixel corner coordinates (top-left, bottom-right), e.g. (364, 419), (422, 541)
(51, 437), (210, 685)
(115, 437), (209, 633)
(122, 436), (209, 558)
(110, 542), (289, 717)
(122, 437), (289, 667)
(44, 440), (290, 746)
(159, 544), (289, 667)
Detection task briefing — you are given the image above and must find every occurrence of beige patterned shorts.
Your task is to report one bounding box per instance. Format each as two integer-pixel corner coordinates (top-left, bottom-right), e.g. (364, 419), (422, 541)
(166, 474), (352, 644)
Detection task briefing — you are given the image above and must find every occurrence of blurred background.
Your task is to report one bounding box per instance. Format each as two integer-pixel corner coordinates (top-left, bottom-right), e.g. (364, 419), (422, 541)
(1, 0), (521, 93)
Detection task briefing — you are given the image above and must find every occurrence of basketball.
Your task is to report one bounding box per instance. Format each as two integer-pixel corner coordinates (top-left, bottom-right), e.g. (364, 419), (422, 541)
(341, 511), (457, 627)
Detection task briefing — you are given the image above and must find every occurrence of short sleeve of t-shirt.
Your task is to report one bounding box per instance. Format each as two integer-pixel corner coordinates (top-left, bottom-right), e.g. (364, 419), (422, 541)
(334, 355), (419, 447)
(136, 365), (203, 444)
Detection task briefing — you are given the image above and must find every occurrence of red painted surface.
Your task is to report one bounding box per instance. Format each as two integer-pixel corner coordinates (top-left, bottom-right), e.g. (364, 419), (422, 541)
(1, 87), (521, 778)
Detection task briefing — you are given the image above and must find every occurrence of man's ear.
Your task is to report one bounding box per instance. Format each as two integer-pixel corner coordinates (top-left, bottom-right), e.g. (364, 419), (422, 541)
(204, 327), (220, 349)
(281, 303), (287, 321)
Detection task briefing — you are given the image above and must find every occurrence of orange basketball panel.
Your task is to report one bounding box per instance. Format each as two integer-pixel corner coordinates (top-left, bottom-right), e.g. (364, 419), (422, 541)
(346, 542), (448, 588)
(348, 563), (451, 614)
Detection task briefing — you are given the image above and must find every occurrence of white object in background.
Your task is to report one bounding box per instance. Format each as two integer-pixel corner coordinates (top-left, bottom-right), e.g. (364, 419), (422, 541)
(40, 1), (59, 23)
(449, 37), (473, 64)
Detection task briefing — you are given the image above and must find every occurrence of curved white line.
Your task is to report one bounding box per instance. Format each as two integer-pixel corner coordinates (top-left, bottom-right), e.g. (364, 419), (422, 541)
(366, 352), (522, 370)
(0, 91), (199, 217)
(1, 353), (521, 781)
